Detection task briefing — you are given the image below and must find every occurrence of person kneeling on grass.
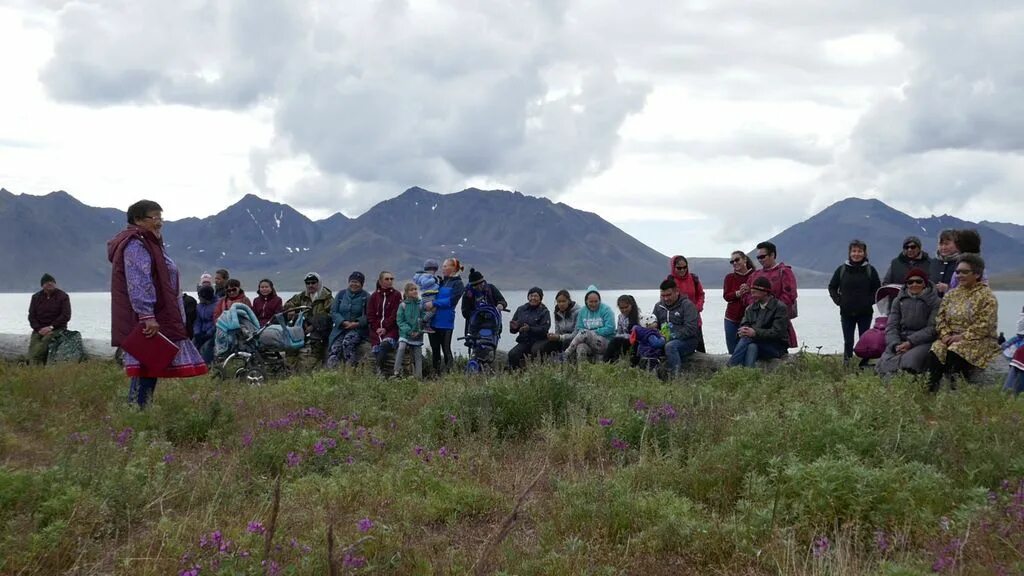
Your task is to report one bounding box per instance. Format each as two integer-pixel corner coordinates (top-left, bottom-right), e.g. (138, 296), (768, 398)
(727, 277), (790, 368)
(394, 282), (425, 379)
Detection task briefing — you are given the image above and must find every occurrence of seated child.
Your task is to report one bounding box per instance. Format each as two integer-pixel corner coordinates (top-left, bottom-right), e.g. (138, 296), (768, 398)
(630, 314), (666, 372)
(413, 258), (441, 334)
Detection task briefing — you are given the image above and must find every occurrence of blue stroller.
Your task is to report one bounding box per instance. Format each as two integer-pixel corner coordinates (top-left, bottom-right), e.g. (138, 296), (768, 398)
(459, 301), (503, 373)
(214, 304), (309, 384)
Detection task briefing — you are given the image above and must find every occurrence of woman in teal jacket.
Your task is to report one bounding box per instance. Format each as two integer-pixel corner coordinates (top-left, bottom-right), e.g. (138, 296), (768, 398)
(326, 272), (370, 368)
(566, 285), (616, 363)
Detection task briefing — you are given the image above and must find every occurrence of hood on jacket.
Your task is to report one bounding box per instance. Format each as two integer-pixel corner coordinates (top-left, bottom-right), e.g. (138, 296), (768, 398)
(669, 255), (690, 278)
(584, 284), (600, 303)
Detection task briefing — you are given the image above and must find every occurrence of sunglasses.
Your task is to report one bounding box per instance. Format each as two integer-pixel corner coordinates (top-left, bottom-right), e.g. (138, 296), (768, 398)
(756, 254), (768, 260)
(730, 258), (743, 264)
(904, 244), (920, 250)
(675, 265), (688, 270)
(227, 287), (239, 292)
(304, 281), (318, 285)
(954, 268), (974, 275)
(906, 279), (925, 285)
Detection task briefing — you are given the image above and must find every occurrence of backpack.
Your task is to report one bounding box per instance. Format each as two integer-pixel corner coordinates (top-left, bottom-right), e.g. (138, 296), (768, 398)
(47, 330), (86, 364)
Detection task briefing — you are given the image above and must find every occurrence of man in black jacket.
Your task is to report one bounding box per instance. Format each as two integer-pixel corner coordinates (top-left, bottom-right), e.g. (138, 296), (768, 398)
(728, 277), (790, 367)
(883, 235), (931, 285)
(506, 287), (552, 369)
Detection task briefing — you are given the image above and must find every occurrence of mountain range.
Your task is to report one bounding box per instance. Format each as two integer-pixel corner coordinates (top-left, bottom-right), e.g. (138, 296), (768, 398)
(0, 187), (1020, 292)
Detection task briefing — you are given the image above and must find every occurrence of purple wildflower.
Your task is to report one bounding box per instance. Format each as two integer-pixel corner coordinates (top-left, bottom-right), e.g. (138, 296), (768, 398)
(241, 432), (253, 448)
(346, 456), (355, 465)
(633, 399), (648, 412)
(658, 404), (678, 421)
(313, 440), (327, 456)
(438, 447), (449, 458)
(343, 553), (367, 569)
(179, 566), (201, 576)
(812, 536), (830, 559)
(238, 550), (250, 558)
(874, 529), (890, 553)
(340, 428), (352, 441)
(448, 414), (458, 423)
(610, 438), (629, 451)
(246, 521), (265, 535)
(199, 534), (210, 549)
(261, 560), (282, 576)
(286, 451), (302, 468)
(357, 518), (374, 533)
(355, 426), (367, 439)
(599, 418), (613, 427)
(370, 437), (384, 448)
(414, 445), (425, 456)
(163, 453), (175, 464)
(115, 427), (134, 448)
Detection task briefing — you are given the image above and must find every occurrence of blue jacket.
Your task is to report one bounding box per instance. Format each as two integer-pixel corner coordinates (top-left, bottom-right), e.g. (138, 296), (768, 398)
(575, 304), (616, 340)
(632, 326), (666, 359)
(194, 298), (218, 339)
(430, 275), (465, 331)
(328, 288), (369, 349)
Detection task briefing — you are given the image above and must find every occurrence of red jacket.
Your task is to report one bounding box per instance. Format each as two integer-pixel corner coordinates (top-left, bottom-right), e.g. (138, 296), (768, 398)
(107, 227), (187, 347)
(214, 293), (252, 323)
(366, 284), (400, 346)
(668, 256), (705, 326)
(722, 270), (753, 323)
(750, 262), (799, 347)
(252, 294), (283, 326)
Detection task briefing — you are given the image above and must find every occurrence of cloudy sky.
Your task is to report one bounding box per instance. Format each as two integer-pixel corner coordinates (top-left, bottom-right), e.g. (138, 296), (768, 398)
(1, 0), (1022, 257)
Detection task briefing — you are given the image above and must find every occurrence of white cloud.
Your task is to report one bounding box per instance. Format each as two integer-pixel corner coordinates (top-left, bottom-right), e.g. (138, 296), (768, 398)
(0, 0), (1022, 253)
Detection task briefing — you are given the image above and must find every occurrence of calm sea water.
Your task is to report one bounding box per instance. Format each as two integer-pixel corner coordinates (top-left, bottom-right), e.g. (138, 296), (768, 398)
(4, 289), (1023, 355)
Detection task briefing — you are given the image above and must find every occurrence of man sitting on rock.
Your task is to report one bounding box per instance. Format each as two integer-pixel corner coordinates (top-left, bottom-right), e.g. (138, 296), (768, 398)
(27, 273), (71, 365)
(728, 277), (790, 368)
(653, 278), (699, 377)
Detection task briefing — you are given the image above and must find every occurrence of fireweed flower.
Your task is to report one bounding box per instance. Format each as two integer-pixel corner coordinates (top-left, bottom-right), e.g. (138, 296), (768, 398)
(247, 521), (265, 535)
(357, 518), (374, 533)
(286, 452), (302, 468)
(599, 418), (613, 427)
(241, 432), (253, 448)
(633, 399), (648, 412)
(163, 453), (175, 464)
(874, 530), (890, 553)
(413, 445), (425, 456)
(115, 427), (134, 448)
(812, 536), (830, 559)
(343, 553), (367, 569)
(313, 441), (327, 456)
(610, 438), (629, 451)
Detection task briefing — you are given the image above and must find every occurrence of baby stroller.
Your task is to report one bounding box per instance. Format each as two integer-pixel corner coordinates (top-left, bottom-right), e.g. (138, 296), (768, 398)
(458, 301), (503, 373)
(213, 303), (309, 384)
(853, 284), (901, 361)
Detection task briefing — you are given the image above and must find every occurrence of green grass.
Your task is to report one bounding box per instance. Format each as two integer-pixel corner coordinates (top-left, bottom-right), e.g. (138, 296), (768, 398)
(2, 357), (1024, 574)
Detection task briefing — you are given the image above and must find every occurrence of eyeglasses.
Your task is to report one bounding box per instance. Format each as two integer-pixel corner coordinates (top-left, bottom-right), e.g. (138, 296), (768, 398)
(756, 254), (768, 260)
(904, 244), (920, 250)
(954, 268), (974, 275)
(227, 287), (239, 292)
(905, 279), (925, 285)
(730, 258), (742, 264)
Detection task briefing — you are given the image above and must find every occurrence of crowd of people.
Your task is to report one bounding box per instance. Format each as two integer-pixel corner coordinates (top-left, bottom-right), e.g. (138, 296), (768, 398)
(21, 200), (1022, 409)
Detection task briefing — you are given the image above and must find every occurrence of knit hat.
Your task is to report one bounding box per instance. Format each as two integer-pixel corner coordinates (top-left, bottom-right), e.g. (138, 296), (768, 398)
(468, 268), (485, 285)
(751, 277), (773, 293)
(527, 287), (543, 298)
(198, 285), (215, 301)
(348, 271), (365, 285)
(904, 268), (929, 283)
(40, 273), (55, 286)
(903, 236), (923, 249)
(423, 258), (440, 272)
(199, 273), (213, 286)
(304, 272), (320, 284)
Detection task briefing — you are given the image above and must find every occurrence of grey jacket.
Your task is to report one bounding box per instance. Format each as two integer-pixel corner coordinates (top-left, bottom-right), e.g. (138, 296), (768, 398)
(739, 296), (790, 345)
(653, 296), (699, 342)
(885, 284), (940, 348)
(553, 302), (581, 344)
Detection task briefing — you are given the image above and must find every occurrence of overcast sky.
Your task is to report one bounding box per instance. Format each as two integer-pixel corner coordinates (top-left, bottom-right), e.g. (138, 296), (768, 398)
(1, 0), (1022, 257)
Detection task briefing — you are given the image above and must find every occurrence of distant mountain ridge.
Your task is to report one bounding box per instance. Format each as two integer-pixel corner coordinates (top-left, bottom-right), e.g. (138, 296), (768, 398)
(0, 188), (1020, 291)
(763, 198), (1024, 282)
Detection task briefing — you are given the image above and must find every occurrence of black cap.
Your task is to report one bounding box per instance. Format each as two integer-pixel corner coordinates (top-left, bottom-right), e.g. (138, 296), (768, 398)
(528, 287), (543, 298)
(40, 273), (55, 286)
(468, 268), (484, 285)
(752, 277), (773, 293)
(348, 271), (365, 284)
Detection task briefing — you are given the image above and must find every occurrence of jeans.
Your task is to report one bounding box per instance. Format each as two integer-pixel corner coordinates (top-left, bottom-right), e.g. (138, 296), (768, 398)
(374, 338), (397, 375)
(128, 377), (158, 408)
(1004, 367), (1024, 395)
(728, 337), (786, 368)
(393, 341), (423, 378)
(664, 338), (697, 375)
(508, 340), (547, 370)
(193, 333), (215, 365)
(841, 313), (872, 364)
(724, 319), (740, 355)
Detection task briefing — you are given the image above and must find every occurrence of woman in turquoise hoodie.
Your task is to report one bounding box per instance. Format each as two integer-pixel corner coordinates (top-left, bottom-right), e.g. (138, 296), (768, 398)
(566, 285), (616, 363)
(394, 282), (425, 378)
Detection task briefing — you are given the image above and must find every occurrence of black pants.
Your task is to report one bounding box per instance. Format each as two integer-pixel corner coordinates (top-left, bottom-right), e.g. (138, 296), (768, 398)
(427, 329), (454, 375)
(841, 312), (872, 364)
(508, 340), (547, 370)
(928, 350), (977, 392)
(534, 339), (567, 359)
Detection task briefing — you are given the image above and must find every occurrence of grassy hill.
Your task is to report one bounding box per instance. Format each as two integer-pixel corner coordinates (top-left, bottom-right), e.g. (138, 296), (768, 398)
(2, 360), (1023, 574)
